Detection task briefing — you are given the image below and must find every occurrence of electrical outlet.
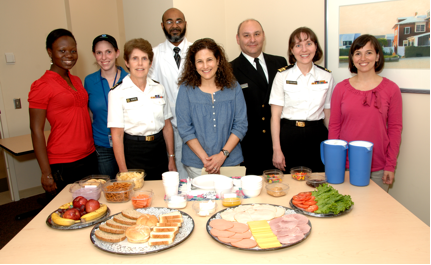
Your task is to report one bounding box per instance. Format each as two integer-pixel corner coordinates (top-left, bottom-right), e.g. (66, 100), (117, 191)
(14, 98), (21, 109)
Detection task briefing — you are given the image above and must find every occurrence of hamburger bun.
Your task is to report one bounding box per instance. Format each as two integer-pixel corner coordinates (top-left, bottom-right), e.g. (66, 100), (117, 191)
(125, 225), (151, 243)
(136, 214), (158, 228)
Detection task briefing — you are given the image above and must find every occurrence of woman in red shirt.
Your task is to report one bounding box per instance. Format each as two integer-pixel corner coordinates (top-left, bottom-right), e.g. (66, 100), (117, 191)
(29, 29), (97, 197)
(328, 34), (402, 191)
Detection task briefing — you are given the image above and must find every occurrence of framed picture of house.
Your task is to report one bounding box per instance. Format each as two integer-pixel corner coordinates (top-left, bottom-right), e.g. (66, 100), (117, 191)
(325, 0), (430, 93)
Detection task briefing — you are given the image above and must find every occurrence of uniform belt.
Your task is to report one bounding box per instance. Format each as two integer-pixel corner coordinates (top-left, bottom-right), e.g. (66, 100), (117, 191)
(124, 131), (162, 142)
(281, 119), (323, 127)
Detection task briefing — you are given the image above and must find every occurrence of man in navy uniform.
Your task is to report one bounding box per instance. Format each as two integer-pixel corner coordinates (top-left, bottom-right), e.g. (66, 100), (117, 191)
(230, 19), (287, 175)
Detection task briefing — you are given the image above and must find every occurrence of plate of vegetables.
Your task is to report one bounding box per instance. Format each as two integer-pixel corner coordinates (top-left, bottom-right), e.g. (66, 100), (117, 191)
(289, 183), (354, 217)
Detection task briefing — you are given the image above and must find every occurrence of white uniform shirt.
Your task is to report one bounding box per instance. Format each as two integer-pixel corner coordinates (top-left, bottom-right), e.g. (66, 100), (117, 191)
(241, 52), (269, 82)
(107, 75), (172, 136)
(149, 38), (193, 127)
(269, 63), (334, 121)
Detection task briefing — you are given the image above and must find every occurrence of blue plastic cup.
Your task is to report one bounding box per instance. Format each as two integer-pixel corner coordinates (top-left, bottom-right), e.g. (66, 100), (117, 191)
(320, 140), (348, 184)
(348, 141), (373, 186)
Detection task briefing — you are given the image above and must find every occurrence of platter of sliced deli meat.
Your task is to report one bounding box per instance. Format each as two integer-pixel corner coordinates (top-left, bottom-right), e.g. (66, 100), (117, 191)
(206, 204), (312, 251)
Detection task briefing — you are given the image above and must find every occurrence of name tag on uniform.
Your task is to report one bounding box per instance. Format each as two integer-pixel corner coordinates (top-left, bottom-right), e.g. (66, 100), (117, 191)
(240, 83), (248, 89)
(312, 80), (328, 85)
(286, 80), (297, 85)
(126, 97), (138, 103)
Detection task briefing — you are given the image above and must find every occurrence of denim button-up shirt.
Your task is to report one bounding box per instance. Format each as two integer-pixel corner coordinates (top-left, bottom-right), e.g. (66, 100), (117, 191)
(176, 82), (248, 168)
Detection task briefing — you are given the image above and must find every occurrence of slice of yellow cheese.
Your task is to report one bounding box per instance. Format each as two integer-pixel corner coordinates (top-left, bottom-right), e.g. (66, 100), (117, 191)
(258, 242), (283, 249)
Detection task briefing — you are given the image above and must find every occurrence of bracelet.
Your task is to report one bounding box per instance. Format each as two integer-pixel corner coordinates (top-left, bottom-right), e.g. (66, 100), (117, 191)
(169, 154), (175, 157)
(46, 174), (52, 179)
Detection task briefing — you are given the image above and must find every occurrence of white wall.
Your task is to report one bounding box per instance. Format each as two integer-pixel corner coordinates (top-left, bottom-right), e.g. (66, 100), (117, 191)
(390, 93), (430, 224)
(123, 0), (173, 46)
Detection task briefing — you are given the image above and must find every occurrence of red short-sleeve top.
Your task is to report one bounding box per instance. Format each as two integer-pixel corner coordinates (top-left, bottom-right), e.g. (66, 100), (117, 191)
(28, 70), (95, 164)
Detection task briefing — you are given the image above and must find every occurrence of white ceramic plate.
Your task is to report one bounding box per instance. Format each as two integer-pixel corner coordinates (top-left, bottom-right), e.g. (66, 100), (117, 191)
(191, 174), (230, 189)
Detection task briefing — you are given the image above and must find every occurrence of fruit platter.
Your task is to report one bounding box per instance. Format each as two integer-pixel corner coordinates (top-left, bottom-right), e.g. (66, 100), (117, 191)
(46, 196), (111, 230)
(289, 183), (354, 217)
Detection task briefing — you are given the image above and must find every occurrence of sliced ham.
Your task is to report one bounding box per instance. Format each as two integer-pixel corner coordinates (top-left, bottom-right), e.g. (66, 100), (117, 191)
(276, 220), (299, 230)
(273, 227), (303, 237)
(291, 214), (309, 225)
(277, 234), (304, 244)
(297, 224), (311, 234)
(269, 217), (282, 227)
(281, 215), (297, 222)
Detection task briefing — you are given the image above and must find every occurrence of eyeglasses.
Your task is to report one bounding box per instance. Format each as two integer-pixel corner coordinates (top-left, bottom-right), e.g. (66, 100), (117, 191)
(165, 20), (184, 25)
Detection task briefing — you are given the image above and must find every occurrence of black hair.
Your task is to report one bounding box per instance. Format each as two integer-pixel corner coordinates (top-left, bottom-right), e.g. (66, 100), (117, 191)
(46, 28), (76, 50)
(348, 34), (385, 73)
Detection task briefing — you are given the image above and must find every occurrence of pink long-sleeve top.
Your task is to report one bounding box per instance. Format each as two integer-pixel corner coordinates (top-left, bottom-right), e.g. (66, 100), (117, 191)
(328, 77), (402, 172)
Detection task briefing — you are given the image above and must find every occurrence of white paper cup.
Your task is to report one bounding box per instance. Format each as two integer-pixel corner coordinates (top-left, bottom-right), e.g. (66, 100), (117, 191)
(162, 171), (179, 181)
(164, 184), (179, 196)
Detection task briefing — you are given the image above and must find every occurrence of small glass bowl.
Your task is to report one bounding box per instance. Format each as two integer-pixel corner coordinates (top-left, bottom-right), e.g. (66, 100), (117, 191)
(102, 179), (134, 203)
(81, 175), (110, 184)
(305, 173), (327, 188)
(131, 189), (153, 209)
(164, 194), (188, 209)
(290, 166), (312, 181)
(262, 169), (284, 183)
(220, 191), (243, 207)
(265, 183), (289, 197)
(192, 201), (217, 217)
(116, 169), (146, 190)
(69, 181), (102, 200)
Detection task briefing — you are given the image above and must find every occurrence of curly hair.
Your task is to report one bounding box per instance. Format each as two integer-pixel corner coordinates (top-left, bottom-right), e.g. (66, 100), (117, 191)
(178, 38), (236, 90)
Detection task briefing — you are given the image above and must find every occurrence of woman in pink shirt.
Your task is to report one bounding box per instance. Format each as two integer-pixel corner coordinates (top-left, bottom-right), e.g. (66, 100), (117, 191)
(328, 34), (402, 191)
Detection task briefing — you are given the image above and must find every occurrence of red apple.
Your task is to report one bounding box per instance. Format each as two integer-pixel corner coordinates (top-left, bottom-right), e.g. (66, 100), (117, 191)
(73, 196), (87, 208)
(85, 199), (100, 213)
(63, 208), (81, 220)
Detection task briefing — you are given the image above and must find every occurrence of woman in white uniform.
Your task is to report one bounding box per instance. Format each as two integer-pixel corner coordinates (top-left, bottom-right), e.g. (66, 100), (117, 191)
(108, 38), (177, 180)
(269, 27), (334, 173)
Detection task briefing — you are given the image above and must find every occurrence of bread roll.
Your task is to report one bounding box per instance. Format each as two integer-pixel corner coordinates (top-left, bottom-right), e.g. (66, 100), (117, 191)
(125, 225), (150, 243)
(136, 214), (158, 228)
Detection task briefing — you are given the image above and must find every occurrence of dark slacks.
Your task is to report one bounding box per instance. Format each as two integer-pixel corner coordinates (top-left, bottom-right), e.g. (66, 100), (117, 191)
(280, 119), (327, 173)
(124, 132), (168, 181)
(50, 151), (99, 193)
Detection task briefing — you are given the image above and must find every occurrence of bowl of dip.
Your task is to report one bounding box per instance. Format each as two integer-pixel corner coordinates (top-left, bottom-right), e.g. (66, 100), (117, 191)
(164, 194), (188, 209)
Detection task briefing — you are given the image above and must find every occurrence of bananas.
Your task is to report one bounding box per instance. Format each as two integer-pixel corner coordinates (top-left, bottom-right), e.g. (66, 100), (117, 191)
(81, 204), (108, 223)
(51, 203), (107, 226)
(51, 212), (77, 226)
(59, 202), (73, 209)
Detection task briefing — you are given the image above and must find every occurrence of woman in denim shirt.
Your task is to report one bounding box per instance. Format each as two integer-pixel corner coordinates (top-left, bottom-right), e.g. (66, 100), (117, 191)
(176, 38), (248, 178)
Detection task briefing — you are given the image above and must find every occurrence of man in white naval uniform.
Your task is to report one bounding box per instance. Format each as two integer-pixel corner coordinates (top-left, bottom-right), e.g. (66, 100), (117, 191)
(149, 8), (192, 180)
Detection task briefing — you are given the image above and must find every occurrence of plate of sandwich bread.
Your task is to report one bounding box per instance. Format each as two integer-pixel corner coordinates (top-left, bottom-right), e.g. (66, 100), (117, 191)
(90, 207), (194, 254)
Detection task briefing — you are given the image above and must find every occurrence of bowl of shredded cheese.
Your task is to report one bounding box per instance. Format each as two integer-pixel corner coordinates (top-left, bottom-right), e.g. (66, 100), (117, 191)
(116, 169), (146, 190)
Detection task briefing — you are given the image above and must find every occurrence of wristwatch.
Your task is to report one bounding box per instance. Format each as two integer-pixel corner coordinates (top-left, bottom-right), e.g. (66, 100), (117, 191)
(222, 149), (230, 157)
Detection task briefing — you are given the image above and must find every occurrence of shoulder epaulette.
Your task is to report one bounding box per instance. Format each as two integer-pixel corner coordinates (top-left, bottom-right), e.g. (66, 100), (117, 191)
(152, 79), (160, 84)
(110, 81), (123, 90)
(315, 64), (331, 73)
(278, 65), (294, 72)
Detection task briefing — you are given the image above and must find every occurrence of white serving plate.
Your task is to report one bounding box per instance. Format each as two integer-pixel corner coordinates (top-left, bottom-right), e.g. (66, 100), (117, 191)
(191, 174), (230, 190)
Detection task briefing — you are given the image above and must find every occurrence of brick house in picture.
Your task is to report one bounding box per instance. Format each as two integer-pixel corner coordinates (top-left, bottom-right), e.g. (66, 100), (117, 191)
(392, 10), (430, 56)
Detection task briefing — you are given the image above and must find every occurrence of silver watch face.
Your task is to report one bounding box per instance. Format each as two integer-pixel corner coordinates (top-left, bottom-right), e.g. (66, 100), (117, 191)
(223, 150), (229, 157)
